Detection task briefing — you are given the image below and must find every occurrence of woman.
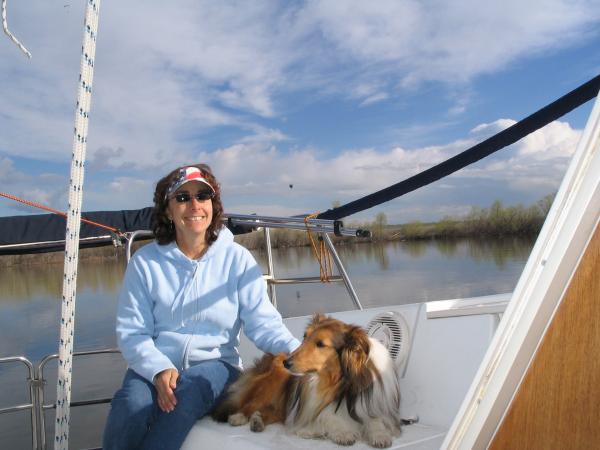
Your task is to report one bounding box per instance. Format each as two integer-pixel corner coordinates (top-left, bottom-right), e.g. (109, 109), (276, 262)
(103, 164), (300, 450)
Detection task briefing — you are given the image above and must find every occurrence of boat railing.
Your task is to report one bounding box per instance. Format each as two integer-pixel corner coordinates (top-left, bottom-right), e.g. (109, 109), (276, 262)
(0, 349), (120, 450)
(37, 349), (121, 450)
(0, 356), (38, 449)
(125, 213), (368, 310)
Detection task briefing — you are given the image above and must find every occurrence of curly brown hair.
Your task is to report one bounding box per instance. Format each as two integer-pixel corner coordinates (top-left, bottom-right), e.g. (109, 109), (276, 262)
(151, 163), (224, 246)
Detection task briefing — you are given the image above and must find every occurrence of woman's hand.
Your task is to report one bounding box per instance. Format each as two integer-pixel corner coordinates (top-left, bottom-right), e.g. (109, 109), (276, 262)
(154, 368), (179, 412)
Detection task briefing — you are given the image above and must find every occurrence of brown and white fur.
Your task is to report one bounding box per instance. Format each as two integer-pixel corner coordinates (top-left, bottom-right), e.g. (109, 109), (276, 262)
(212, 314), (402, 448)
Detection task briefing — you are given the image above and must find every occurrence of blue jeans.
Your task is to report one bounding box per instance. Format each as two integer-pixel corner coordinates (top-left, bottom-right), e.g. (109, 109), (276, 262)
(102, 360), (240, 450)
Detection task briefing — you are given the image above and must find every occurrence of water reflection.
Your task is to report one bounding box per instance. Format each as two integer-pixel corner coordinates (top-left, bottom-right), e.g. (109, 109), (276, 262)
(254, 236), (535, 316)
(401, 240), (429, 258)
(0, 256), (127, 303)
(337, 243), (391, 270)
(466, 237), (534, 268)
(0, 237), (535, 306)
(434, 239), (460, 257)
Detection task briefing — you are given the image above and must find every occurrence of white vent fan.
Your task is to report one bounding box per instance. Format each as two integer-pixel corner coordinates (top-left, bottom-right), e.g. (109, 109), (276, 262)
(366, 311), (411, 371)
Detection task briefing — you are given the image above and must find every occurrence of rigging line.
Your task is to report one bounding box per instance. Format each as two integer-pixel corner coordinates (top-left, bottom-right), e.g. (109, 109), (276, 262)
(1, 0), (32, 58)
(304, 213), (333, 281)
(318, 74), (600, 221)
(54, 1), (101, 449)
(0, 191), (122, 234)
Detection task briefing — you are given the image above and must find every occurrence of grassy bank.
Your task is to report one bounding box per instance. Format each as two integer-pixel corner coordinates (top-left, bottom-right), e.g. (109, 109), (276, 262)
(236, 194), (554, 249)
(0, 241), (145, 268)
(389, 195), (553, 241)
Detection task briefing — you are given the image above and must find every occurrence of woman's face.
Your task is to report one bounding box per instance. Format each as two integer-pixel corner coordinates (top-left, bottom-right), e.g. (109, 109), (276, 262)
(166, 181), (214, 242)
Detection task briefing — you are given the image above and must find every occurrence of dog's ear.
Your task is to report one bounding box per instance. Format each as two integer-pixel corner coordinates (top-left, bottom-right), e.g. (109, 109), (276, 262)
(310, 313), (327, 326)
(305, 314), (327, 336)
(340, 326), (372, 392)
(253, 352), (276, 373)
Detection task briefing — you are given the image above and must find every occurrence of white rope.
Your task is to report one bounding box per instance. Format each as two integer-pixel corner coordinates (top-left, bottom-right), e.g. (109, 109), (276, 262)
(54, 1), (101, 448)
(1, 0), (32, 58)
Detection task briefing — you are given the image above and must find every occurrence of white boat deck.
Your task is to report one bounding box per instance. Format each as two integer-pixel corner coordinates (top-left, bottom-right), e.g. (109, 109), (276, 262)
(182, 295), (509, 450)
(182, 418), (447, 450)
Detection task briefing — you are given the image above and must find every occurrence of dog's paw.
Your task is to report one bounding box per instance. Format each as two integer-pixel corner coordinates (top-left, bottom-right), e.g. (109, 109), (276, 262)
(228, 412), (248, 426)
(249, 411), (265, 432)
(364, 419), (394, 448)
(367, 432), (393, 448)
(328, 431), (358, 446)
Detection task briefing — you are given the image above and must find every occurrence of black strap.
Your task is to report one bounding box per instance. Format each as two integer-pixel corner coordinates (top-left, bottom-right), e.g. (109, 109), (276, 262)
(318, 74), (600, 220)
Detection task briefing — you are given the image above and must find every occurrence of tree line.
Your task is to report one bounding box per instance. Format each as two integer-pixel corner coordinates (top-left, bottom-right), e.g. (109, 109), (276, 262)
(236, 194), (555, 249)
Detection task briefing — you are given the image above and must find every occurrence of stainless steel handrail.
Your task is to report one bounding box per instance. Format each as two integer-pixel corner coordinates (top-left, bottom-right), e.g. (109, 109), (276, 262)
(37, 348), (120, 450)
(225, 215), (368, 237)
(268, 276), (343, 284)
(125, 230), (154, 261)
(0, 356), (38, 450)
(323, 233), (363, 310)
(124, 213), (367, 311)
(226, 213), (336, 225)
(263, 227), (277, 308)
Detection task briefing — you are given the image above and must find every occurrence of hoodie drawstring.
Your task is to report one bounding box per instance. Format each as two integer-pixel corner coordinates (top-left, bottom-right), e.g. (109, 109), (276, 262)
(171, 263), (200, 327)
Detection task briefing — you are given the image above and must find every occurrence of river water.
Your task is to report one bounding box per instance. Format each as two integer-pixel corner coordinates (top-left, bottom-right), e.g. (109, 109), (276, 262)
(0, 236), (535, 448)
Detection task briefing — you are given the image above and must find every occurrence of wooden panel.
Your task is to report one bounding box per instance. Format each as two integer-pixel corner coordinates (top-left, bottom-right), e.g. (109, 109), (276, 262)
(489, 222), (600, 450)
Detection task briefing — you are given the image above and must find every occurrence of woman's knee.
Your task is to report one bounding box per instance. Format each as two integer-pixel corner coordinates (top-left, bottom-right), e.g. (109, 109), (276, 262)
(109, 370), (155, 418)
(111, 391), (153, 419)
(178, 360), (239, 399)
(103, 371), (156, 448)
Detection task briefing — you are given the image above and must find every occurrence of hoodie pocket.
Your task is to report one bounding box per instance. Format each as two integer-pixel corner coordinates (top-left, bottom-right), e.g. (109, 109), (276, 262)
(154, 331), (191, 371)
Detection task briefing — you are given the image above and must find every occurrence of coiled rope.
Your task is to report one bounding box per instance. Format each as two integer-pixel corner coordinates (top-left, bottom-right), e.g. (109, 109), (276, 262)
(304, 213), (333, 281)
(54, 1), (101, 449)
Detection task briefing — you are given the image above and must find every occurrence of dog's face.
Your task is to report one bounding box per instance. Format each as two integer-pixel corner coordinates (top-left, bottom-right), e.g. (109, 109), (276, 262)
(284, 314), (371, 384)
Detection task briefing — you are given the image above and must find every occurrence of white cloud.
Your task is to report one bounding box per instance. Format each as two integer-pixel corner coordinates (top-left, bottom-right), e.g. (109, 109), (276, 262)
(1, 1), (597, 220)
(0, 115), (583, 220)
(302, 0), (600, 86)
(2, 1), (598, 168)
(225, 202), (308, 218)
(360, 92), (390, 107)
(517, 120), (580, 160)
(460, 119), (581, 192)
(0, 157), (23, 184)
(183, 118), (577, 220)
(237, 127), (290, 145)
(470, 119), (516, 137)
(108, 177), (149, 194)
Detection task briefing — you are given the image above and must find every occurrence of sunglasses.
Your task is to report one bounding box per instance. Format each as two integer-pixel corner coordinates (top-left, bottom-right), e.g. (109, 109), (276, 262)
(172, 191), (214, 203)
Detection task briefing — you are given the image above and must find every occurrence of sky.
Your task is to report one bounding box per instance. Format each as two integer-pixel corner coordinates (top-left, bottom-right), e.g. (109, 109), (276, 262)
(1, 0), (600, 225)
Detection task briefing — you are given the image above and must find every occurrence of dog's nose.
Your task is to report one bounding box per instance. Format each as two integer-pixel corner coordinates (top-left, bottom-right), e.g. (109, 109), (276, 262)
(283, 358), (291, 369)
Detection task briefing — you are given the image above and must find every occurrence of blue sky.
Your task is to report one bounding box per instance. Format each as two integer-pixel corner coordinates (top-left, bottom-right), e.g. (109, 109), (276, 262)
(1, 0), (600, 224)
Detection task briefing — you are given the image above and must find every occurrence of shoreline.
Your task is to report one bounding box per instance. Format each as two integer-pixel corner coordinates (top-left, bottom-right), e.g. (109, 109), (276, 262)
(0, 228), (539, 268)
(0, 195), (551, 267)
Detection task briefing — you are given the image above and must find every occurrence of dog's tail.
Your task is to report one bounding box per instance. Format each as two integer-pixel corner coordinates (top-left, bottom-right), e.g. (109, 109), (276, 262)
(211, 396), (234, 422)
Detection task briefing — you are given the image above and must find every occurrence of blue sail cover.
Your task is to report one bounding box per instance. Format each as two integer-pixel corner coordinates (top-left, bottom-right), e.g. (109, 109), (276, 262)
(0, 207), (255, 255)
(0, 207), (155, 255)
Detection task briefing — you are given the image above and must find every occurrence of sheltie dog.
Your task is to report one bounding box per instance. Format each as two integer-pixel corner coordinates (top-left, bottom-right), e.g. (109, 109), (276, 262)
(212, 314), (403, 448)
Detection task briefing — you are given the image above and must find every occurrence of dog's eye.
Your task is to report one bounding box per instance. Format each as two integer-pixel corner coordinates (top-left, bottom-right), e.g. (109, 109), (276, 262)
(316, 340), (325, 348)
